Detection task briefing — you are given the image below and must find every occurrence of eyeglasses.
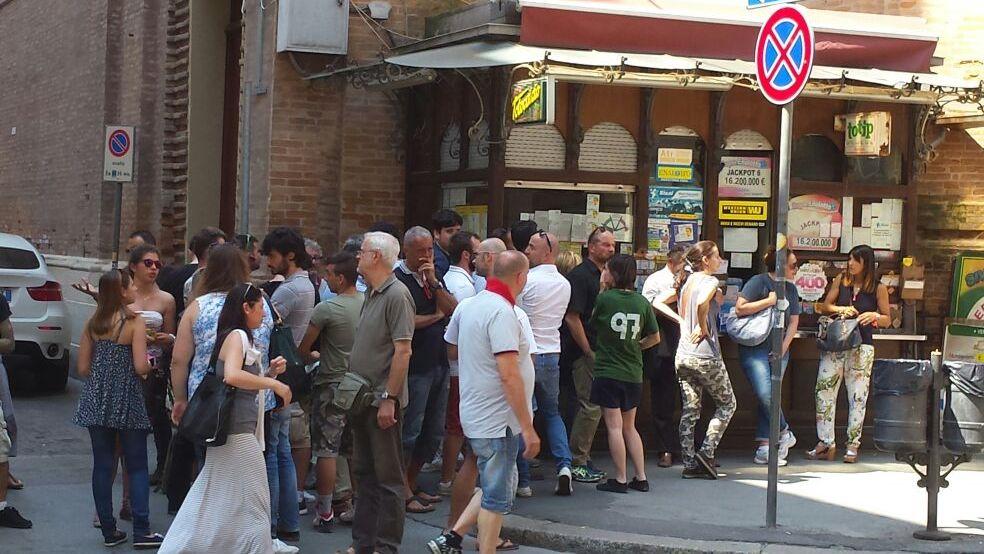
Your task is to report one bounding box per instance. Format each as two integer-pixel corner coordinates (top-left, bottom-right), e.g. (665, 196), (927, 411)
(242, 282), (254, 302)
(358, 248), (379, 258)
(588, 226), (610, 244)
(535, 230), (553, 252)
(141, 259), (163, 269)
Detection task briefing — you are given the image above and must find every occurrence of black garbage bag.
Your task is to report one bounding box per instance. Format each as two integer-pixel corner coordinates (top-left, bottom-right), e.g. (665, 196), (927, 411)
(945, 361), (984, 398)
(872, 359), (933, 397)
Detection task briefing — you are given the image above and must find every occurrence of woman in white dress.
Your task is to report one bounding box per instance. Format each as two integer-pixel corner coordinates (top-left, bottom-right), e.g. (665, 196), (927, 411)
(159, 283), (291, 554)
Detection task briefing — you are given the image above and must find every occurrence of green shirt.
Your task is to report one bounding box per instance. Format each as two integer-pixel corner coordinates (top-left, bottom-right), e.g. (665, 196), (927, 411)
(590, 289), (659, 383)
(309, 291), (364, 387)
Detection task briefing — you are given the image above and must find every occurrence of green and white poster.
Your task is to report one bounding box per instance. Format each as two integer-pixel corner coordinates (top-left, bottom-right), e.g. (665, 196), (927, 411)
(950, 251), (984, 320)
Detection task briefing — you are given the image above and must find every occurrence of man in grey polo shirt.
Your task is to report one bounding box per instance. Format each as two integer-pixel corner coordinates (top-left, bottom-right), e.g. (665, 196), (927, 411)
(348, 231), (415, 554)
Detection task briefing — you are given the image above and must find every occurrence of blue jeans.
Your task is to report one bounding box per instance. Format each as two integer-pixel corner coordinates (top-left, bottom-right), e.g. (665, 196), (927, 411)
(738, 341), (790, 441)
(88, 426), (150, 539)
(516, 435), (531, 488)
(533, 353), (573, 471)
(470, 430), (520, 514)
(266, 409), (299, 533)
(402, 364), (449, 464)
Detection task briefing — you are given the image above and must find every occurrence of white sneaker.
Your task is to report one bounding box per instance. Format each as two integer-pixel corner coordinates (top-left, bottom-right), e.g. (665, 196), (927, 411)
(437, 480), (454, 496)
(273, 538), (300, 554)
(778, 430), (797, 461)
(516, 486), (533, 498)
(302, 490), (316, 503)
(555, 466), (573, 496)
(754, 445), (787, 467)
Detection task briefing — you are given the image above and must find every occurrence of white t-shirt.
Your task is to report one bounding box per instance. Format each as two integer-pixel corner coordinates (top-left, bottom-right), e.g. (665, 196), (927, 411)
(641, 265), (676, 305)
(443, 265), (477, 377)
(516, 264), (571, 355)
(444, 291), (536, 439)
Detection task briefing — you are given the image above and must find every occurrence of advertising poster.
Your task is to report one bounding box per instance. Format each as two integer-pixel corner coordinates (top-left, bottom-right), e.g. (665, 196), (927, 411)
(718, 200), (768, 228)
(718, 157), (771, 198)
(950, 252), (984, 320)
(943, 323), (984, 363)
(788, 194), (842, 251)
(649, 186), (703, 254)
(794, 262), (828, 302)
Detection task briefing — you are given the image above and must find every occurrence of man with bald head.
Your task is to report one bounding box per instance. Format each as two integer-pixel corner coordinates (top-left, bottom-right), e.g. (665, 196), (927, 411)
(429, 251), (540, 554)
(472, 237), (506, 293)
(519, 231), (574, 495)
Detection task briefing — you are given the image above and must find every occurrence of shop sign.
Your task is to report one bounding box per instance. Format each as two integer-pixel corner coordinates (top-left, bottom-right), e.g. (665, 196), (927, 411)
(843, 111), (891, 157)
(657, 148), (693, 166)
(718, 157), (771, 198)
(793, 262), (828, 302)
(788, 194), (841, 251)
(511, 77), (555, 125)
(950, 252), (984, 320)
(649, 186), (703, 221)
(719, 200), (768, 227)
(943, 322), (984, 363)
(655, 165), (694, 183)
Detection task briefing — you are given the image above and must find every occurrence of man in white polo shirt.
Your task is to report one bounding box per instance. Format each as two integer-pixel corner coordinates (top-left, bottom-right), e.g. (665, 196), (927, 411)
(427, 251), (540, 554)
(518, 230), (574, 496)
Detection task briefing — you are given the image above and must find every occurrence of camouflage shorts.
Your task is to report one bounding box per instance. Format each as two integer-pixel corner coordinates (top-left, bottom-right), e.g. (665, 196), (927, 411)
(311, 383), (349, 458)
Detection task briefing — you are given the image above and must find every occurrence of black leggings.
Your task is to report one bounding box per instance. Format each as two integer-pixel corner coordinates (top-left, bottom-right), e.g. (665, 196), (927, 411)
(140, 372), (171, 471)
(644, 321), (681, 456)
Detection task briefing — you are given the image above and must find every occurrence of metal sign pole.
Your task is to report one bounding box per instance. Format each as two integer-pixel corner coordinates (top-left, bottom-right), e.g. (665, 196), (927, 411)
(111, 181), (123, 269)
(767, 100), (794, 528)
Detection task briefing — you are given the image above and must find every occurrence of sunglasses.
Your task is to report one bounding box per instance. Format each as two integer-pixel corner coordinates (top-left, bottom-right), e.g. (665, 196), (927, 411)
(141, 259), (163, 269)
(535, 230), (553, 252)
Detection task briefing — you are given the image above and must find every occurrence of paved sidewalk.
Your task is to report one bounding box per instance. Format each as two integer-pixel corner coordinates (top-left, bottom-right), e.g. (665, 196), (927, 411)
(414, 451), (984, 553)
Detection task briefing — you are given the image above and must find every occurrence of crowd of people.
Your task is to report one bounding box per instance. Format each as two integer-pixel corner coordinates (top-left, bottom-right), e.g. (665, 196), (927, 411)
(0, 208), (894, 554)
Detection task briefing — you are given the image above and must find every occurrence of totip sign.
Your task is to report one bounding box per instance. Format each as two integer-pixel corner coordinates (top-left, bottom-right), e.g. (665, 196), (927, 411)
(754, 5), (814, 105)
(747, 0), (803, 9)
(103, 125), (134, 182)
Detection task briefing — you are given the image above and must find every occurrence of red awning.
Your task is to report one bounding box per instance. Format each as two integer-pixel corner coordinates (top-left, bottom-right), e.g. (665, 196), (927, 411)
(518, 0), (938, 73)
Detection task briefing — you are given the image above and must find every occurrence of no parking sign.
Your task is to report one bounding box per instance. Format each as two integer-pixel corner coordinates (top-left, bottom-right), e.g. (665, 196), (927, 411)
(755, 5), (814, 105)
(103, 126), (134, 182)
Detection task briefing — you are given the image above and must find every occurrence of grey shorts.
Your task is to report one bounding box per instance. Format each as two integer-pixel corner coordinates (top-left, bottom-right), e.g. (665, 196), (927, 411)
(0, 404), (11, 464)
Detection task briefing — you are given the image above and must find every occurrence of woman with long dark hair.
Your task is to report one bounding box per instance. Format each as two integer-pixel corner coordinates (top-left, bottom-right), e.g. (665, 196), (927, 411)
(160, 284), (291, 553)
(807, 245), (890, 463)
(674, 241), (736, 480)
(75, 269), (164, 548)
(168, 244), (274, 513)
(590, 255), (661, 493)
(127, 244), (177, 485)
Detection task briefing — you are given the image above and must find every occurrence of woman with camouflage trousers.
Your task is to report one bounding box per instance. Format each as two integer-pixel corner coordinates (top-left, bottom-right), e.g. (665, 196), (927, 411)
(674, 241), (736, 480)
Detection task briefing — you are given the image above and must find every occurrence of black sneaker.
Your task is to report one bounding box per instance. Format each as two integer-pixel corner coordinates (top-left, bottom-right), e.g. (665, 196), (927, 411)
(595, 478), (628, 494)
(628, 478), (649, 492)
(682, 466), (714, 479)
(312, 510), (334, 533)
(427, 531), (463, 554)
(103, 530), (128, 547)
(278, 529), (301, 542)
(298, 499), (309, 516)
(0, 506), (32, 529)
(571, 465), (603, 483)
(133, 532), (164, 549)
(695, 453), (719, 480)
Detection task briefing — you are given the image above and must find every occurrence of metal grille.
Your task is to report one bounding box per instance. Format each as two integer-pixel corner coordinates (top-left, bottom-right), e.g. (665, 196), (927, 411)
(468, 121), (490, 170)
(579, 122), (638, 173)
(440, 123), (461, 172)
(505, 125), (566, 169)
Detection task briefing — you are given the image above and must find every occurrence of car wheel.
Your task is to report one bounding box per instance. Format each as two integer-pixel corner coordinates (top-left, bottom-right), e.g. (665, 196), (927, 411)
(41, 355), (69, 392)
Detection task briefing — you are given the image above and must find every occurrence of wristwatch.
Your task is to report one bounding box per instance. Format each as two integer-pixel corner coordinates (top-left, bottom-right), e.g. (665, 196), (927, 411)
(381, 390), (396, 401)
(430, 280), (444, 291)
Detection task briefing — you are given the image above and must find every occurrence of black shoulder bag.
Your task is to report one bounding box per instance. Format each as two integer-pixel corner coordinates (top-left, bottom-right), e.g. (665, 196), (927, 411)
(264, 295), (312, 407)
(177, 337), (237, 447)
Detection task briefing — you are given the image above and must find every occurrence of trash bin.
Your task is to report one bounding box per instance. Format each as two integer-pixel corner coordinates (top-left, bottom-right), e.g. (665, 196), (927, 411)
(943, 361), (984, 455)
(872, 359), (933, 454)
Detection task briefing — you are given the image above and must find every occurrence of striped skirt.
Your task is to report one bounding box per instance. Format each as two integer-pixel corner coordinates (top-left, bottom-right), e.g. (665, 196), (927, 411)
(159, 433), (274, 554)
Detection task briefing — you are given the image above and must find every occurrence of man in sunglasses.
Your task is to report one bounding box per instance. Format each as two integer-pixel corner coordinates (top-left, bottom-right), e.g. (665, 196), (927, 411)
(518, 231), (574, 495)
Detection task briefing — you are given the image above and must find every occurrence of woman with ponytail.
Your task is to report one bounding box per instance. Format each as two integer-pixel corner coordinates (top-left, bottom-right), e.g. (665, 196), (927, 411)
(674, 241), (736, 480)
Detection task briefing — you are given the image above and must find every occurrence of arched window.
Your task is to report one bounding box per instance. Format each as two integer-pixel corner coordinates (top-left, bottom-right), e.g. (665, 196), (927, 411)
(579, 122), (638, 173)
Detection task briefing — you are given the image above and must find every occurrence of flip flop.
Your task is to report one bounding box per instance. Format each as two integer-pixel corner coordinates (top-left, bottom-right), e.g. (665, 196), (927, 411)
(476, 538), (519, 551)
(8, 476), (24, 490)
(414, 489), (443, 504)
(405, 495), (435, 514)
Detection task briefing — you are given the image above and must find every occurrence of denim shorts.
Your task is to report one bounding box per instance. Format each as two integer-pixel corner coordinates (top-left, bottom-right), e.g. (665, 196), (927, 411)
(470, 431), (521, 514)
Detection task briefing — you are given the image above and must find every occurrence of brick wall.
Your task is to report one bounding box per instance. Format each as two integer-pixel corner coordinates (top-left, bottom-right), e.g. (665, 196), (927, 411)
(803, 0), (984, 349)
(0, 0), (167, 260)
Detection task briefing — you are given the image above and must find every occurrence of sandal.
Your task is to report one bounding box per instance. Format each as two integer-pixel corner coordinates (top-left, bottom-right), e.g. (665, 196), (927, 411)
(843, 446), (860, 464)
(405, 495), (435, 514)
(805, 442), (837, 461)
(475, 538), (519, 551)
(414, 489), (443, 504)
(7, 475), (24, 490)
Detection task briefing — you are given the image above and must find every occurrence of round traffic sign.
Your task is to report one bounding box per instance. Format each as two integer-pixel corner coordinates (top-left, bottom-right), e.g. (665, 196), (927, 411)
(109, 129), (130, 158)
(755, 5), (814, 105)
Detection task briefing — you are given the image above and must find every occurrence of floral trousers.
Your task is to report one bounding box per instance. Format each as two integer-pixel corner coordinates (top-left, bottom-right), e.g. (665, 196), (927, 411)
(815, 344), (875, 448)
(675, 354), (737, 468)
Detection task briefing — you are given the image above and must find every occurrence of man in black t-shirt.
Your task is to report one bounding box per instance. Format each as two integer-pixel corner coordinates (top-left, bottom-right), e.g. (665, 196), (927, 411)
(394, 226), (458, 511)
(0, 295), (32, 529)
(563, 227), (615, 484)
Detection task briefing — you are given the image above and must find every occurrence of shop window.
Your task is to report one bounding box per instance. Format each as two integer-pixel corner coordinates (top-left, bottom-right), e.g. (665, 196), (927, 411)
(718, 129), (775, 282)
(439, 123), (460, 172)
(579, 122), (638, 173)
(846, 149), (903, 186)
(442, 182), (489, 238)
(504, 124), (565, 169)
(648, 128), (706, 259)
(792, 134), (843, 182)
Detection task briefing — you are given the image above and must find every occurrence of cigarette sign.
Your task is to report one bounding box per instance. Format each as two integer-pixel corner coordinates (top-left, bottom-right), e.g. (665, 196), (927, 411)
(719, 200), (768, 228)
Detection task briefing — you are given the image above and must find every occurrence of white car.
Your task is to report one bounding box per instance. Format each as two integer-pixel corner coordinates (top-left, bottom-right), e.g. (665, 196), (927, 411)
(0, 233), (71, 392)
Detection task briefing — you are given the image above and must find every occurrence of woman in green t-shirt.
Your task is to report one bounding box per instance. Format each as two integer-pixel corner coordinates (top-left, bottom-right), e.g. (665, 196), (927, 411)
(589, 254), (661, 494)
